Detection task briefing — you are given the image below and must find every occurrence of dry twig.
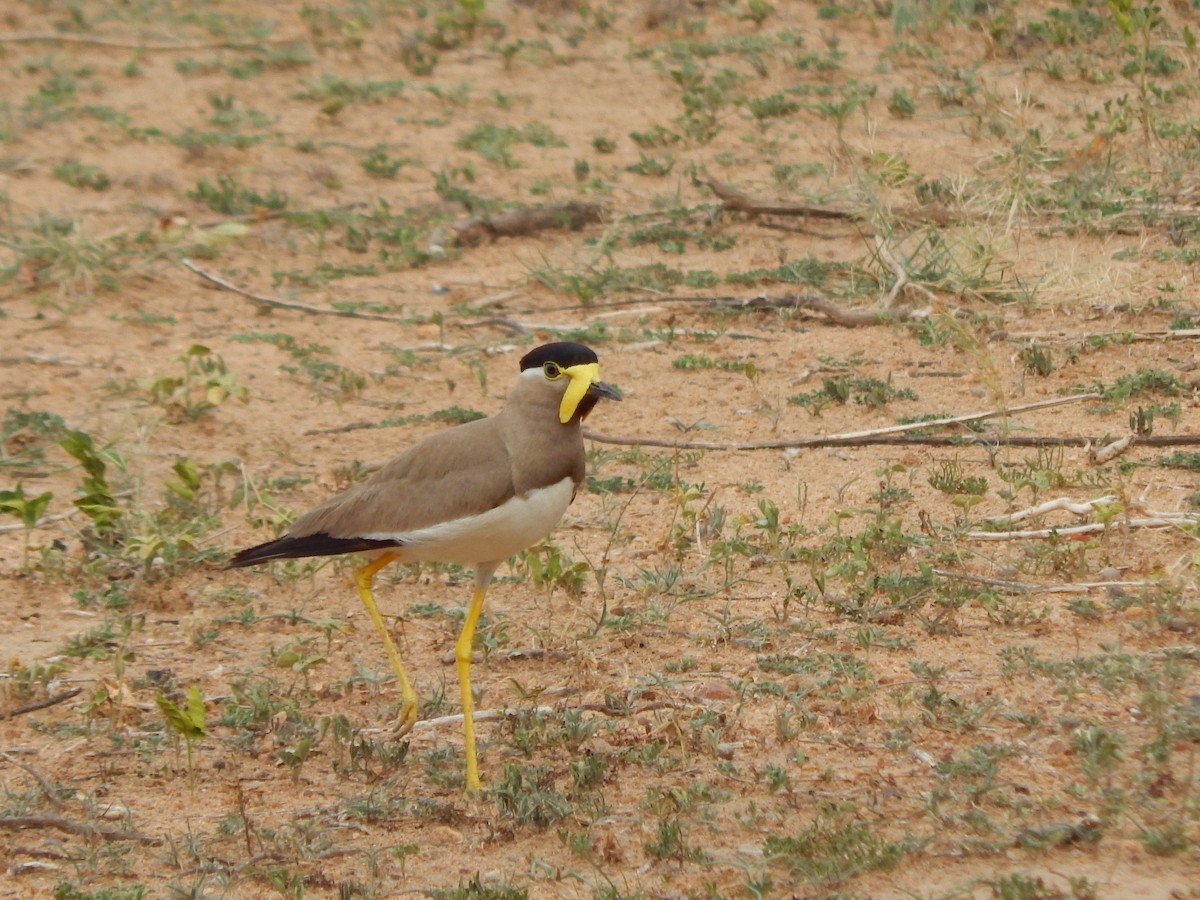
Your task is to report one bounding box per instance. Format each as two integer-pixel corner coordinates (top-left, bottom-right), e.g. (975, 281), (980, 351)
(452, 201), (603, 247)
(585, 393), (1099, 451)
(181, 258), (411, 323)
(966, 516), (1194, 541)
(0, 688), (83, 721)
(409, 699), (688, 733)
(704, 177), (857, 220)
(0, 815), (157, 844)
(875, 236), (937, 310)
(0, 752), (64, 809)
(988, 495), (1119, 525)
(0, 509), (77, 535)
(0, 32), (296, 50)
(972, 492), (1197, 540)
(932, 568), (1151, 595)
(1089, 434), (1136, 465)
(0, 354), (100, 367)
(1006, 328), (1200, 343)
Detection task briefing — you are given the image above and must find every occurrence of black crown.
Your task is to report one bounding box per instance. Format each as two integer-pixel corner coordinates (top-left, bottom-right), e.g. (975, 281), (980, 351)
(519, 342), (599, 371)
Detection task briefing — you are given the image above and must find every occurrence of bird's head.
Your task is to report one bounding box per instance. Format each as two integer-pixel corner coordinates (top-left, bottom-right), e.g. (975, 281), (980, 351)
(519, 342), (622, 424)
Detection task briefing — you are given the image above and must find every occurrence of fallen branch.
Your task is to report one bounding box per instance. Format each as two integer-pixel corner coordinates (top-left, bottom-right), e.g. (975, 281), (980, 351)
(989, 495), (1119, 525)
(0, 688), (82, 721)
(0, 32), (297, 50)
(451, 201), (603, 247)
(0, 509), (77, 535)
(564, 288), (927, 327)
(0, 815), (157, 844)
(1006, 328), (1200, 343)
(585, 393), (1100, 450)
(409, 700), (688, 733)
(966, 516), (1195, 541)
(411, 706), (555, 732)
(0, 752), (64, 809)
(704, 177), (857, 220)
(180, 258), (411, 323)
(777, 293), (920, 327)
(459, 315), (765, 342)
(932, 568), (1151, 594)
(462, 289), (521, 311)
(1089, 434), (1135, 465)
(541, 292), (931, 323)
(875, 236), (937, 310)
(0, 353), (100, 367)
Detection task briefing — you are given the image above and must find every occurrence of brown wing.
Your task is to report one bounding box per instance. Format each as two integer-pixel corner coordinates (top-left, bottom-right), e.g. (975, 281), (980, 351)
(290, 417), (516, 540)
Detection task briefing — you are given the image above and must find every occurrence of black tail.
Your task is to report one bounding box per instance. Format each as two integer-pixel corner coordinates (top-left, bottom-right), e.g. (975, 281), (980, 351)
(227, 533), (401, 568)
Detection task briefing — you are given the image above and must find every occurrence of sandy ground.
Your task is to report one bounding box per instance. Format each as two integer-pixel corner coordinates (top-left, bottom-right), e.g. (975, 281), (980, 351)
(2, 0), (1200, 897)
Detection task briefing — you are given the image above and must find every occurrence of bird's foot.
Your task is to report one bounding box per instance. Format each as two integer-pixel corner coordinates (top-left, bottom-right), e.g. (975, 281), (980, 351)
(391, 699), (419, 738)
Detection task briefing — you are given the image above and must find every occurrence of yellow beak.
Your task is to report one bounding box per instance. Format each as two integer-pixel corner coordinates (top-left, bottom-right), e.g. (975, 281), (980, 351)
(559, 362), (601, 424)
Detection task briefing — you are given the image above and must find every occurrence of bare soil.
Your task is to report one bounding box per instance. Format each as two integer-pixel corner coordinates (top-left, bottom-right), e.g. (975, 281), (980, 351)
(2, 1), (1199, 897)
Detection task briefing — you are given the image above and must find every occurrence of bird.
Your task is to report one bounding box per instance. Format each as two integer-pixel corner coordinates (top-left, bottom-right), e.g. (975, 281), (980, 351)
(227, 342), (620, 790)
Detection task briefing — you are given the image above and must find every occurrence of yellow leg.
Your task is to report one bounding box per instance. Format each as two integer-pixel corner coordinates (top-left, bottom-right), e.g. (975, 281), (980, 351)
(456, 585), (489, 791)
(353, 553), (419, 735)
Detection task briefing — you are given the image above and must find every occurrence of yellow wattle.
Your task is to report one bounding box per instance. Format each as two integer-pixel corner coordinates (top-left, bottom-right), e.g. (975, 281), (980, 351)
(559, 362), (600, 423)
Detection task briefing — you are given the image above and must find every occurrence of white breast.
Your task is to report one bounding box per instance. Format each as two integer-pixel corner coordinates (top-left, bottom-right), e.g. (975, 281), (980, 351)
(362, 477), (575, 566)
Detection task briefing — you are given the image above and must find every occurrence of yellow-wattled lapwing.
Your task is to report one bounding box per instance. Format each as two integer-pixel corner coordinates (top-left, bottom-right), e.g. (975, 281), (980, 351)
(228, 342), (620, 789)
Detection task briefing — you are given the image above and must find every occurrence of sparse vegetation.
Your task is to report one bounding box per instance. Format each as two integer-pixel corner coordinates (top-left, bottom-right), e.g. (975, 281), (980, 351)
(2, 1), (1199, 897)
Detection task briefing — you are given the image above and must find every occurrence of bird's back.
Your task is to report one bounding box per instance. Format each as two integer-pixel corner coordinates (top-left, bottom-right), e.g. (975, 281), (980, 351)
(289, 416), (518, 540)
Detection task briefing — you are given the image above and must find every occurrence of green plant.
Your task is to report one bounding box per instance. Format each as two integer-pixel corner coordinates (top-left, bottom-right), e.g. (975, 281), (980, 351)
(52, 160), (111, 190)
(811, 80), (877, 145)
(764, 803), (920, 884)
(361, 144), (406, 178)
(625, 152), (675, 176)
(1108, 0), (1181, 143)
(455, 121), (565, 168)
(141, 345), (248, 421)
(0, 483), (52, 565)
(156, 685), (206, 780)
(788, 375), (917, 415)
(887, 87), (916, 117)
(516, 538), (588, 601)
(741, 0), (775, 27)
(1086, 368), (1190, 407)
(1020, 344), (1054, 376)
(491, 763), (571, 827)
(0, 214), (133, 304)
(188, 174), (287, 215)
(294, 74), (406, 114)
(430, 875), (528, 900)
(53, 882), (147, 900)
(746, 92), (799, 123)
(60, 429), (122, 537)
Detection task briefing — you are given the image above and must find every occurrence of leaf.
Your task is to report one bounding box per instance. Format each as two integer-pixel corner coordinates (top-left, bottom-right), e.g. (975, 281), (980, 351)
(24, 489), (53, 526)
(185, 685), (206, 734)
(0, 485), (54, 529)
(274, 646), (326, 672)
(277, 736), (313, 767)
(0, 487), (23, 513)
(1106, 0), (1133, 37)
(156, 686), (206, 740)
(167, 459), (202, 501)
(205, 384), (228, 407)
(74, 492), (123, 531)
(60, 429), (107, 481)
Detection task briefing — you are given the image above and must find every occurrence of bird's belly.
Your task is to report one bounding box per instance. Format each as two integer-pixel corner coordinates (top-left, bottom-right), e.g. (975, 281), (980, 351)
(365, 477), (575, 565)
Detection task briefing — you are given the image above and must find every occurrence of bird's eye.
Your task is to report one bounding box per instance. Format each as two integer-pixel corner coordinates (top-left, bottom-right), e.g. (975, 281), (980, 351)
(543, 362), (561, 379)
